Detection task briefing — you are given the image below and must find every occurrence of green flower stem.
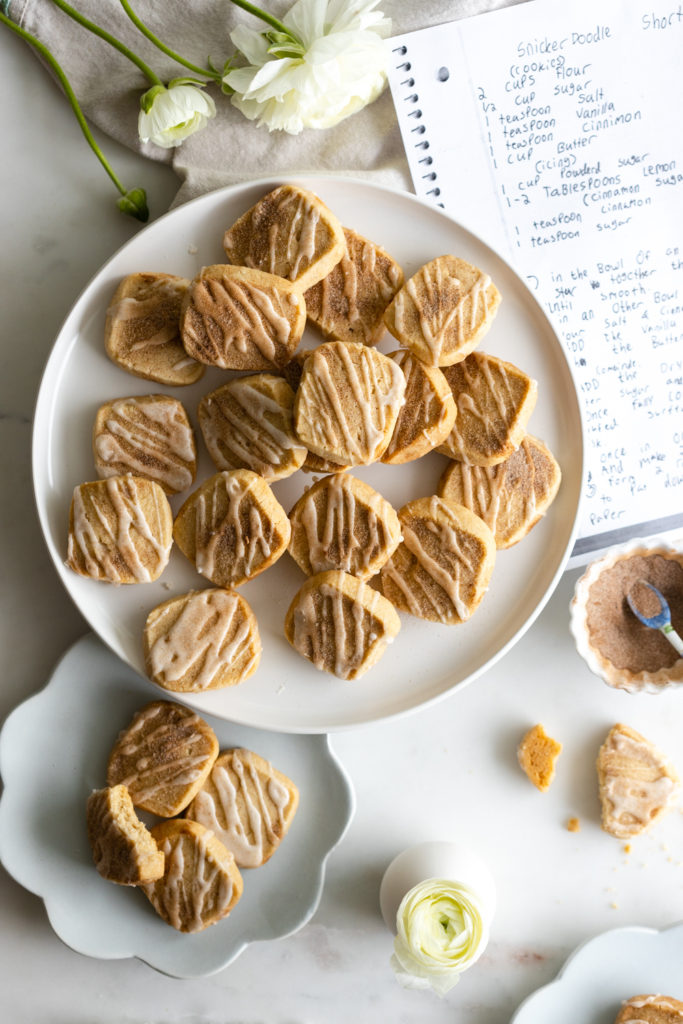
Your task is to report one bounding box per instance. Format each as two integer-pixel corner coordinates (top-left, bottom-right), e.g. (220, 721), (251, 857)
(0, 11), (148, 220)
(228, 0), (303, 45)
(119, 0), (222, 82)
(49, 0), (162, 85)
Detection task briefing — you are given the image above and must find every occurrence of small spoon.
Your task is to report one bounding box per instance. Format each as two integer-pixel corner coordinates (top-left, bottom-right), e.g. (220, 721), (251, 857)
(626, 580), (683, 656)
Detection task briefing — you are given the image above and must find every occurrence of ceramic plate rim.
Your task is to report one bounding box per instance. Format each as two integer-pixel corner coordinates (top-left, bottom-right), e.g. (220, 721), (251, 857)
(31, 174), (585, 733)
(510, 920), (683, 1023)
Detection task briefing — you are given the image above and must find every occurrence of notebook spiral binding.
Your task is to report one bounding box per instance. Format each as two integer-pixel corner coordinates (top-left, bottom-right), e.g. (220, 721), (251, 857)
(392, 44), (443, 207)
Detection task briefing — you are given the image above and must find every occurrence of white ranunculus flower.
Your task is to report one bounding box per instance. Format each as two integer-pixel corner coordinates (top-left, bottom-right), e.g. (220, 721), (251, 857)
(224, 0), (391, 134)
(391, 878), (489, 997)
(138, 82), (217, 149)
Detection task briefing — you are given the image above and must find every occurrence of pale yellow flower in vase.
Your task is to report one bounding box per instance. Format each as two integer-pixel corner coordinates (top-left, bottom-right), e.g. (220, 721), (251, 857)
(379, 841), (496, 996)
(224, 0), (391, 134)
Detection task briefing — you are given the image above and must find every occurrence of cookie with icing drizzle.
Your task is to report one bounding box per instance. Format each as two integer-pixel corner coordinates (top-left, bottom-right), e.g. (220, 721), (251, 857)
(107, 700), (219, 817)
(382, 350), (457, 464)
(105, 272), (204, 386)
(597, 723), (679, 840)
(187, 749), (299, 868)
(66, 475), (173, 584)
(284, 569), (401, 680)
(142, 819), (243, 933)
(173, 469), (291, 588)
(304, 227), (404, 346)
(279, 348), (351, 474)
(93, 394), (197, 495)
(294, 341), (406, 467)
(86, 784), (165, 885)
(383, 255), (501, 367)
(180, 264), (306, 371)
(288, 473), (401, 580)
(438, 435), (561, 548)
(199, 374), (307, 482)
(144, 588), (261, 692)
(616, 995), (683, 1023)
(223, 184), (346, 292)
(380, 496), (496, 625)
(437, 351), (538, 466)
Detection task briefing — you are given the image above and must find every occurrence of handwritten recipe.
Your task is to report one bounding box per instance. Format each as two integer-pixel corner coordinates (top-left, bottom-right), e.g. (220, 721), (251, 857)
(388, 0), (683, 559)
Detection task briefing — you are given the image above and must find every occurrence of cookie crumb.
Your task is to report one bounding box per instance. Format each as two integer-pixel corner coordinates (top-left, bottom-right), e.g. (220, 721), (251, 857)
(567, 816), (580, 833)
(623, 843), (632, 854)
(517, 724), (562, 791)
(188, 243), (198, 255)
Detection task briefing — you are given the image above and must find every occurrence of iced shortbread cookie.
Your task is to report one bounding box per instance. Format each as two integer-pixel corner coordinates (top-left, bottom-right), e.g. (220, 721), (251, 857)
(517, 724), (562, 792)
(144, 588), (261, 692)
(187, 749), (299, 868)
(438, 435), (561, 548)
(294, 341), (406, 466)
(288, 473), (401, 580)
(107, 700), (219, 817)
(382, 350), (457, 464)
(380, 496), (496, 624)
(143, 819), (243, 933)
(279, 349), (351, 474)
(304, 227), (403, 346)
(86, 784), (164, 885)
(104, 272), (203, 386)
(285, 570), (401, 680)
(180, 264), (306, 370)
(66, 475), (173, 584)
(223, 185), (346, 291)
(597, 723), (679, 839)
(383, 255), (501, 367)
(438, 352), (538, 465)
(173, 470), (291, 587)
(616, 995), (683, 1023)
(198, 374), (307, 481)
(93, 394), (196, 495)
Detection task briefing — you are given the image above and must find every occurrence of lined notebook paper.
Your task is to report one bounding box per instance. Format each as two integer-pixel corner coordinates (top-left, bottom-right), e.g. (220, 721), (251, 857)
(387, 0), (683, 562)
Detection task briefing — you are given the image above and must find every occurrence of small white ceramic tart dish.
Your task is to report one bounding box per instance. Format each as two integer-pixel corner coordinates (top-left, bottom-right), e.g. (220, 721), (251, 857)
(570, 539), (683, 694)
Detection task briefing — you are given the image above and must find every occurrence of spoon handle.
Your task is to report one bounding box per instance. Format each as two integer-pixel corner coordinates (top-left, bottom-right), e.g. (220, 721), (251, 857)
(661, 623), (683, 656)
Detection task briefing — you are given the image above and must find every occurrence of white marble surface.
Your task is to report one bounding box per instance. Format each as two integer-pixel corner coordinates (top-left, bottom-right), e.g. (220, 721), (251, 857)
(3, 26), (683, 1024)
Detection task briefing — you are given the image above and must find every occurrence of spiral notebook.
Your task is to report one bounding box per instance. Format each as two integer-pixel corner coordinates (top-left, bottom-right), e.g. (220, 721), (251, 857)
(387, 0), (683, 565)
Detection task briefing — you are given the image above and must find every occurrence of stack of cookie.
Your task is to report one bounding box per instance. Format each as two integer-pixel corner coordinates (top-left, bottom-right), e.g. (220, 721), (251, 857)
(64, 183), (561, 689)
(86, 700), (299, 933)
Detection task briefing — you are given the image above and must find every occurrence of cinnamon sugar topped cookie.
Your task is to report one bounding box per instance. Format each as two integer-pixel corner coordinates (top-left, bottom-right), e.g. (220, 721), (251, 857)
(223, 185), (346, 292)
(382, 350), (457, 464)
(107, 700), (219, 817)
(616, 995), (683, 1023)
(187, 749), (299, 868)
(144, 588), (262, 692)
(438, 351), (537, 465)
(173, 469), (291, 588)
(288, 472), (401, 580)
(105, 272), (203, 386)
(143, 819), (243, 933)
(380, 496), (496, 624)
(285, 570), (401, 680)
(294, 341), (406, 466)
(438, 435), (561, 548)
(93, 394), (196, 495)
(304, 227), (403, 346)
(383, 255), (501, 367)
(199, 374), (307, 481)
(66, 475), (173, 584)
(180, 264), (306, 371)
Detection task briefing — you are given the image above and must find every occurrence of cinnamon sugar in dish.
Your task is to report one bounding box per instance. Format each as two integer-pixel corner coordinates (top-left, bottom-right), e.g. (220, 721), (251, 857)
(570, 543), (683, 693)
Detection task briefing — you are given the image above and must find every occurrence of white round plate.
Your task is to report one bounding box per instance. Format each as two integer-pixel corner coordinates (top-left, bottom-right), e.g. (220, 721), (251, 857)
(511, 922), (683, 1023)
(32, 175), (583, 732)
(0, 634), (354, 978)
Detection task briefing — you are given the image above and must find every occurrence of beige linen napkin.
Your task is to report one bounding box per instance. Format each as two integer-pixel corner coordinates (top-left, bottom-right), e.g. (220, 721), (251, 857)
(11, 0), (523, 205)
